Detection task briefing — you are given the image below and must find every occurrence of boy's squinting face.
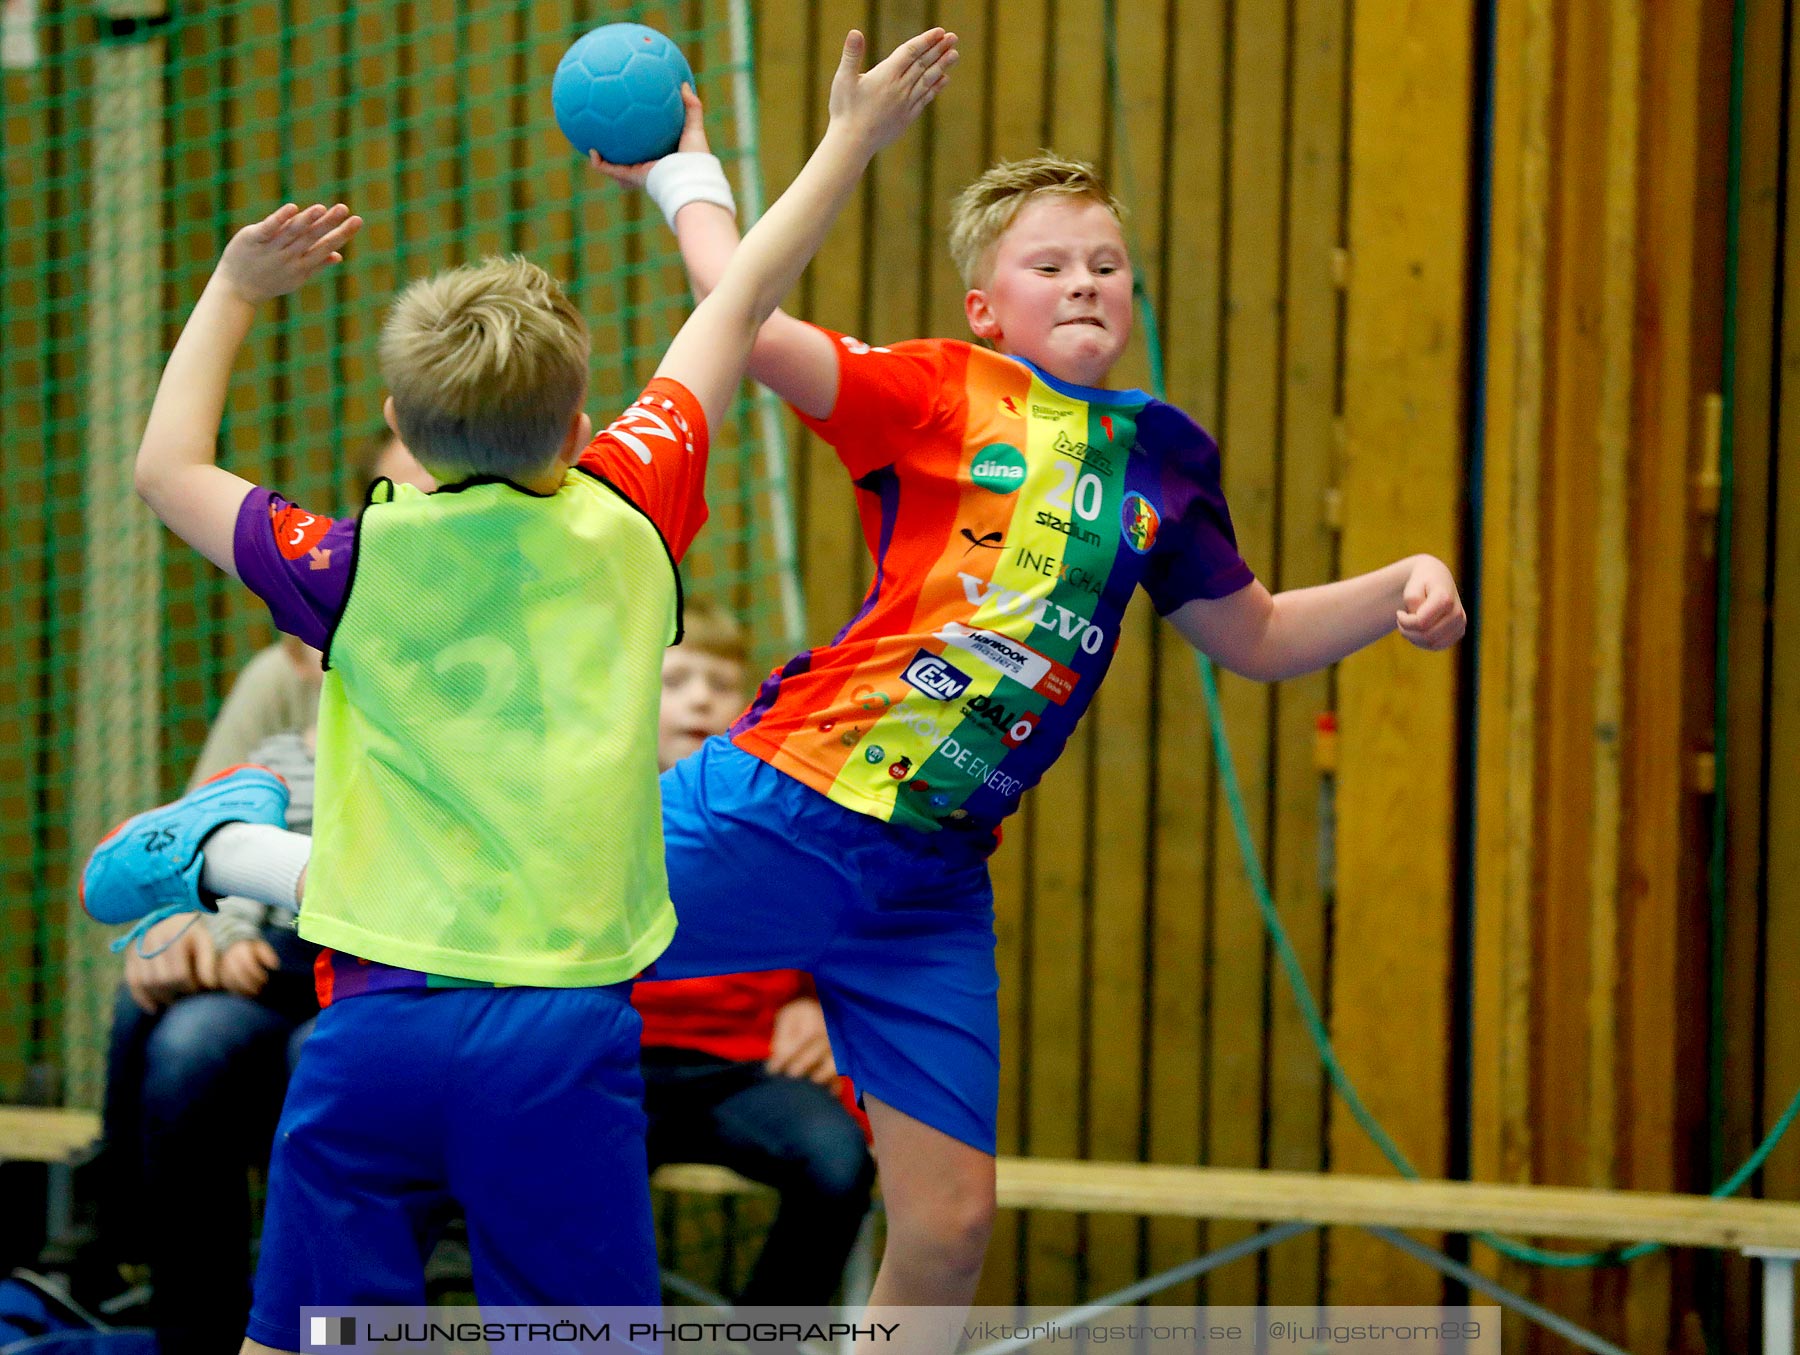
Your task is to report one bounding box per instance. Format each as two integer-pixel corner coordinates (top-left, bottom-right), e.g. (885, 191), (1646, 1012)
(966, 197), (1134, 388)
(658, 646), (745, 770)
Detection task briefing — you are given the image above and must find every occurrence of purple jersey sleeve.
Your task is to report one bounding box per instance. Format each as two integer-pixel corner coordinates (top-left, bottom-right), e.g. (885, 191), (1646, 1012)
(1136, 400), (1257, 614)
(232, 488), (358, 651)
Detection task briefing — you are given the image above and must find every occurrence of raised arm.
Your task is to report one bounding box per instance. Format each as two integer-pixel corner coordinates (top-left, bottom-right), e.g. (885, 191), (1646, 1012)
(134, 203), (362, 576)
(603, 29), (955, 430)
(1168, 554), (1465, 682)
(658, 168), (840, 420)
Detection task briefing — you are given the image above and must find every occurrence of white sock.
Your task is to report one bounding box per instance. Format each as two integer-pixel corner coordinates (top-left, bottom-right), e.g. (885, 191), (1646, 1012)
(201, 823), (311, 909)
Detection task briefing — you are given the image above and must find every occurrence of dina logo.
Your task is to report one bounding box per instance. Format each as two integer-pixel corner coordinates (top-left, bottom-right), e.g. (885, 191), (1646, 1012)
(901, 649), (973, 701)
(971, 444), (1027, 494)
(1122, 492), (1161, 554)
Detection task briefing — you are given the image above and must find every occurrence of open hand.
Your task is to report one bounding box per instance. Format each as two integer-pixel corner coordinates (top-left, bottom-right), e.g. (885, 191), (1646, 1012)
(218, 202), (363, 305)
(827, 27), (958, 153)
(590, 84), (711, 189)
(1396, 555), (1466, 650)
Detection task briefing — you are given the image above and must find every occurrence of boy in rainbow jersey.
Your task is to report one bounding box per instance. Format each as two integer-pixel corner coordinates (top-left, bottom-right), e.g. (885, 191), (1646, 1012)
(602, 104), (1468, 1314)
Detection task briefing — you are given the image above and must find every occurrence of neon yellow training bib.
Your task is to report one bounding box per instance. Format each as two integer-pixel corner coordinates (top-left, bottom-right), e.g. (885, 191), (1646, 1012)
(300, 471), (679, 986)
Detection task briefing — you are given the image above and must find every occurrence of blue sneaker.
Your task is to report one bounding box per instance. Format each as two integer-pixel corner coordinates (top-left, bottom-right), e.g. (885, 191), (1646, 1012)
(82, 764), (289, 955)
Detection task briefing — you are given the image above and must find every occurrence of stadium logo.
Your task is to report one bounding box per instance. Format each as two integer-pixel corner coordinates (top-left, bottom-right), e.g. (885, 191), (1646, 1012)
(1122, 492), (1161, 554)
(1035, 509), (1103, 548)
(902, 650), (973, 701)
(971, 444), (1027, 494)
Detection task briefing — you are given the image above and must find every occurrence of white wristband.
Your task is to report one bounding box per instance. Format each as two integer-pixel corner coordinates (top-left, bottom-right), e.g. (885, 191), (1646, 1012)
(645, 152), (736, 232)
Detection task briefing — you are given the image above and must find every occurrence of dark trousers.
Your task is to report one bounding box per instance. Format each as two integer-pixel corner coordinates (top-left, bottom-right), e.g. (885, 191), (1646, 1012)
(642, 1048), (875, 1307)
(99, 937), (318, 1355)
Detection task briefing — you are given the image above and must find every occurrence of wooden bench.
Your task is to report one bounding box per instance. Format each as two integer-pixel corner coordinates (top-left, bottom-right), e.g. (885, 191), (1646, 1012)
(650, 1161), (879, 1335)
(0, 1106), (105, 1256)
(984, 1159), (1800, 1355)
(0, 1106), (102, 1164)
(993, 1157), (1800, 1251)
(655, 1157), (1800, 1355)
(16, 1112), (1799, 1354)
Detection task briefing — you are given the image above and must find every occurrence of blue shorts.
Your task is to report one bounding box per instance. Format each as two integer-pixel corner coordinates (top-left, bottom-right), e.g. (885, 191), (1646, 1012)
(246, 984), (655, 1348)
(654, 737), (1001, 1154)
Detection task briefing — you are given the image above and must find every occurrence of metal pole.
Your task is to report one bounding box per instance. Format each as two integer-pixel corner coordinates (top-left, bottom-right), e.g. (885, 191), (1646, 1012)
(727, 0), (807, 649)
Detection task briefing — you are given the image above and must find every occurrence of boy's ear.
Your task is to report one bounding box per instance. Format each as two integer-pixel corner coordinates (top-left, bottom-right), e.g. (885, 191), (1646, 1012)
(965, 288), (1001, 343)
(558, 409), (594, 467)
(382, 395), (401, 436)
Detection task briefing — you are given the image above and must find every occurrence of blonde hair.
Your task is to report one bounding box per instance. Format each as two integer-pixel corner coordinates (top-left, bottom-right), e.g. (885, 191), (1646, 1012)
(678, 603), (748, 666)
(947, 153), (1127, 288)
(378, 256), (589, 479)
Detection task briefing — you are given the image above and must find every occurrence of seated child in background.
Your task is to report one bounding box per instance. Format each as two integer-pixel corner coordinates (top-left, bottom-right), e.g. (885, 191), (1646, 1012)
(82, 25), (958, 1351)
(637, 605), (875, 1307)
(97, 726), (319, 1355)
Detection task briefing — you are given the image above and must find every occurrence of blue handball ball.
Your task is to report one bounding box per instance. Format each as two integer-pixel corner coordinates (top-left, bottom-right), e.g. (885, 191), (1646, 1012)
(552, 23), (694, 164)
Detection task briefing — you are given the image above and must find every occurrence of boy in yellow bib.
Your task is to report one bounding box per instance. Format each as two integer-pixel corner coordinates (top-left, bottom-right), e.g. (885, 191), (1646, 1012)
(82, 28), (957, 1351)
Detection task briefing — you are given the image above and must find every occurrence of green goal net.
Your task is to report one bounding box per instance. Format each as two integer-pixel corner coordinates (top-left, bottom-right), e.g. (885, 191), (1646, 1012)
(1, 0), (797, 1109)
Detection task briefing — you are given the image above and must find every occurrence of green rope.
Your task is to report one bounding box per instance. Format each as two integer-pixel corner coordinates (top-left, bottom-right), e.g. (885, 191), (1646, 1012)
(1101, 1), (1799, 1272)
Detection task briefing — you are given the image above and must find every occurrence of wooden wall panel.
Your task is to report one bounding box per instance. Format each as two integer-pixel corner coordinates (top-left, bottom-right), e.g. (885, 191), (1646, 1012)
(1202, 0), (1287, 1310)
(1719, 0), (1789, 1339)
(1533, 31), (1605, 1335)
(1472, 0), (1551, 1341)
(1621, 0), (1716, 1346)
(1083, 0), (1169, 1300)
(1142, 0), (1227, 1307)
(1264, 0), (1346, 1308)
(1330, 0), (1471, 1307)
(1473, 0), (1754, 1348)
(1036, 0), (1107, 1304)
(1764, 0), (1800, 1242)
